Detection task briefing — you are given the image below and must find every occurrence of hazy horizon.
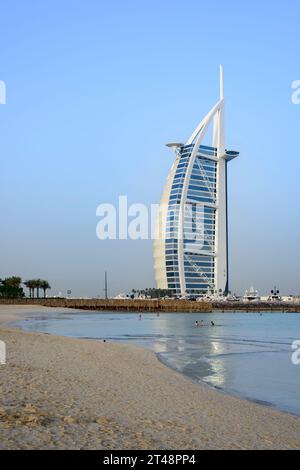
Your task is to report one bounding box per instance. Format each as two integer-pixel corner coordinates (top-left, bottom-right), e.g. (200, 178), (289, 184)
(1, 1), (300, 297)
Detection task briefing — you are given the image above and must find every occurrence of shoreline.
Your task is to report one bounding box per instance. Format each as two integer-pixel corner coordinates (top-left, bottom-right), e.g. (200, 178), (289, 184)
(1, 306), (300, 449)
(10, 305), (299, 417)
(156, 352), (300, 420)
(10, 305), (300, 418)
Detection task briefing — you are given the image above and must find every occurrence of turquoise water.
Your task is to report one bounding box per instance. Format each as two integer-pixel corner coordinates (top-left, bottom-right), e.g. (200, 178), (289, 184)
(14, 310), (300, 416)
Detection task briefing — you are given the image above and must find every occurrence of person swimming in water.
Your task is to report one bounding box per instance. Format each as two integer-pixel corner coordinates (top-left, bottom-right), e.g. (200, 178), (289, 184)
(195, 320), (199, 327)
(211, 321), (215, 326)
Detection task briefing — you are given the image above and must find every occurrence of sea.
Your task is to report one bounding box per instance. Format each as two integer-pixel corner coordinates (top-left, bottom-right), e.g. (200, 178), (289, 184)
(13, 309), (300, 416)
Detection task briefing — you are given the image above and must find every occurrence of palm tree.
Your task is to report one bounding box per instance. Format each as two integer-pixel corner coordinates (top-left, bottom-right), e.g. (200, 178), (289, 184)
(24, 280), (35, 298)
(40, 280), (51, 298)
(5, 276), (22, 289)
(0, 277), (24, 298)
(30, 279), (41, 298)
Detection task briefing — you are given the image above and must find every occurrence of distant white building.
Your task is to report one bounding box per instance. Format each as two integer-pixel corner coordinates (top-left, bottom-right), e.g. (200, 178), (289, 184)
(154, 66), (239, 297)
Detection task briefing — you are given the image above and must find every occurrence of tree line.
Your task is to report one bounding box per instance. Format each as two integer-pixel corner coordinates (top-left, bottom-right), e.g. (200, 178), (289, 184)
(131, 288), (171, 299)
(0, 276), (51, 299)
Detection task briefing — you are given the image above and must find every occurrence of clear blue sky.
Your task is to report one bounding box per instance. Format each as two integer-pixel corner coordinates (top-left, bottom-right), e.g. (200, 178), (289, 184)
(0, 0), (299, 296)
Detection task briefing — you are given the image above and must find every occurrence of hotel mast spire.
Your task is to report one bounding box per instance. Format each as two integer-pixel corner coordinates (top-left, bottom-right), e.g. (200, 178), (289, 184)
(154, 67), (239, 297)
(220, 64), (224, 100)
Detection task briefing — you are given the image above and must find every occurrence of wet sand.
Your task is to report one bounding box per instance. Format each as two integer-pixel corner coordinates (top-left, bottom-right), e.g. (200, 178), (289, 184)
(0, 305), (300, 449)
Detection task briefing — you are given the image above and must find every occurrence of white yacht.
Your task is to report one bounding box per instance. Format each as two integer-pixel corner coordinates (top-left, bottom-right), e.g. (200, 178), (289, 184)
(267, 287), (282, 302)
(243, 286), (260, 302)
(225, 293), (240, 302)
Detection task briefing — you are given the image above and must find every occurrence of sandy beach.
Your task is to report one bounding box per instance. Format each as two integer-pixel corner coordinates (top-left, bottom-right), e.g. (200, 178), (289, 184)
(1, 305), (300, 449)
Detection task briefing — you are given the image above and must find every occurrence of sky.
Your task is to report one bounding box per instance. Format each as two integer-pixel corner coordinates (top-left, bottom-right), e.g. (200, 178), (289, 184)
(0, 0), (300, 297)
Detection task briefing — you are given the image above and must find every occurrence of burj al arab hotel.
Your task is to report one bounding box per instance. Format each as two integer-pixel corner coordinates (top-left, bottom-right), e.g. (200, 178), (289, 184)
(153, 66), (239, 297)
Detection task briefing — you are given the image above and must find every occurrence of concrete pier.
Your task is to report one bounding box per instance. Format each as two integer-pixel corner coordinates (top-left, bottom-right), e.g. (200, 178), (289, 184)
(0, 298), (212, 313)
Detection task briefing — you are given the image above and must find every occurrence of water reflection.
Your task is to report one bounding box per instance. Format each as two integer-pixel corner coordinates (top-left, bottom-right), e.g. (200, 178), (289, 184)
(152, 341), (167, 353)
(13, 310), (300, 416)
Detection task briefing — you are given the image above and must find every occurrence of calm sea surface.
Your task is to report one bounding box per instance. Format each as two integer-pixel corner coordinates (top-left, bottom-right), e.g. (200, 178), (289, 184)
(14, 310), (300, 416)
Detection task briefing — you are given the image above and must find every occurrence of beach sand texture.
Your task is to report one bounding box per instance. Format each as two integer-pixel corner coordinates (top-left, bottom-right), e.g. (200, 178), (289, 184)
(0, 306), (300, 449)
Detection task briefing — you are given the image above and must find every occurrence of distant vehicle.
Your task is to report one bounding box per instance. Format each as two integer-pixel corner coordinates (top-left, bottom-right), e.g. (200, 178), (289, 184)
(282, 296), (295, 303)
(178, 294), (189, 300)
(114, 293), (128, 299)
(178, 294), (198, 301)
(198, 290), (227, 303)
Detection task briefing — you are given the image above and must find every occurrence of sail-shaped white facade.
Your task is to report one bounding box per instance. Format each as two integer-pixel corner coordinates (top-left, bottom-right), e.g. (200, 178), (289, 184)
(153, 66), (239, 296)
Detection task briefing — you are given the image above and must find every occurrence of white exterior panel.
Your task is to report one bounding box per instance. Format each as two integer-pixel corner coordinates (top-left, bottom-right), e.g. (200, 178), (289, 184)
(154, 67), (238, 296)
